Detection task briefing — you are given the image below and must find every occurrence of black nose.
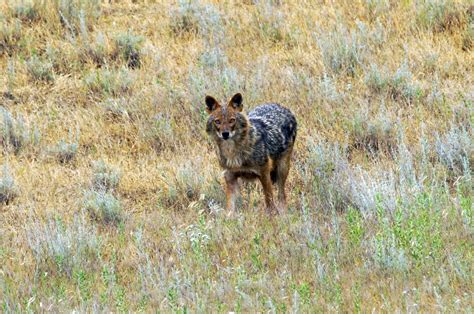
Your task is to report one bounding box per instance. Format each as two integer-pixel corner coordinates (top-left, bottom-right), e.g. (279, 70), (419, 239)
(222, 132), (229, 140)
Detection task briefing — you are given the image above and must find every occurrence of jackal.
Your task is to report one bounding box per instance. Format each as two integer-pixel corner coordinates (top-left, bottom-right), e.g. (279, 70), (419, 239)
(205, 93), (297, 214)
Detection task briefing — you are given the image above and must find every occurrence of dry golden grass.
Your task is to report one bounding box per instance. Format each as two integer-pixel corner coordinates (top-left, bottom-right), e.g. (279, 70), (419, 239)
(0, 0), (473, 311)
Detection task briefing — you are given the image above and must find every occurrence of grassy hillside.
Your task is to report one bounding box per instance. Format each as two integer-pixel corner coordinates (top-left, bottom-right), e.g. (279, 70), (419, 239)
(0, 0), (473, 311)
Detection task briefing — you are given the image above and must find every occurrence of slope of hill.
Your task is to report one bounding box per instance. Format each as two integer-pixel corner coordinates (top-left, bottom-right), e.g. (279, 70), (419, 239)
(0, 0), (472, 311)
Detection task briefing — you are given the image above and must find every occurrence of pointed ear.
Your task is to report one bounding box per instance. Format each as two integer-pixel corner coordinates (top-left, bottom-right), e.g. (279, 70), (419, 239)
(230, 93), (243, 112)
(205, 95), (220, 113)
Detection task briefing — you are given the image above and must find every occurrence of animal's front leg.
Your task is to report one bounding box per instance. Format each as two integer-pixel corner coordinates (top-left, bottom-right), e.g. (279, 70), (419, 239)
(259, 167), (277, 215)
(224, 171), (239, 214)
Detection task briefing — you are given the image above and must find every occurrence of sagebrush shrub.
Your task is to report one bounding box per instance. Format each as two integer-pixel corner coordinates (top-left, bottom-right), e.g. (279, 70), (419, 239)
(365, 63), (423, 103)
(56, 0), (101, 35)
(350, 109), (397, 156)
(84, 190), (123, 225)
(0, 107), (40, 153)
(417, 0), (468, 33)
(53, 139), (78, 164)
(91, 160), (121, 192)
(26, 213), (100, 277)
(170, 0), (223, 43)
(114, 31), (143, 69)
(26, 55), (54, 82)
(315, 23), (369, 76)
(84, 68), (134, 96)
(435, 124), (473, 177)
(13, 2), (39, 23)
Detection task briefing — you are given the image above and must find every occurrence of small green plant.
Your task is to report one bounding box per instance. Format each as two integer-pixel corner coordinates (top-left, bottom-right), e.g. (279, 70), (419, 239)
(26, 55), (54, 82)
(250, 232), (263, 270)
(346, 207), (364, 246)
(84, 190), (123, 225)
(296, 282), (312, 305)
(0, 164), (18, 204)
(392, 193), (444, 264)
(73, 269), (92, 301)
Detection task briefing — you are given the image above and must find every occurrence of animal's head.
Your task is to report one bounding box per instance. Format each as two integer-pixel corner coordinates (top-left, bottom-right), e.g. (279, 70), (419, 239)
(205, 93), (247, 141)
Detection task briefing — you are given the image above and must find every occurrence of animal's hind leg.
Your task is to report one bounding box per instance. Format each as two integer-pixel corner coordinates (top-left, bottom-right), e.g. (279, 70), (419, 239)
(275, 148), (293, 212)
(258, 165), (277, 215)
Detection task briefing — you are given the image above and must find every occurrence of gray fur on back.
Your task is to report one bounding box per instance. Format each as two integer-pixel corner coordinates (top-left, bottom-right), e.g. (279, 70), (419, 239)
(247, 104), (297, 164)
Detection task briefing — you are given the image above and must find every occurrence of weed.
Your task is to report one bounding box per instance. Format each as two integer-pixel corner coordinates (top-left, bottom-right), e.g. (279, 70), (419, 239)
(319, 72), (341, 103)
(365, 0), (390, 20)
(182, 221), (211, 261)
(370, 231), (409, 272)
(305, 141), (352, 212)
(5, 58), (16, 98)
(174, 162), (205, 201)
(101, 97), (133, 120)
(346, 207), (364, 246)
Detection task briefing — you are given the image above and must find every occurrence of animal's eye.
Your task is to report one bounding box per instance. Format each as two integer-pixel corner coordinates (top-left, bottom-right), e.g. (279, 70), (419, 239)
(229, 118), (236, 123)
(214, 119), (221, 125)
